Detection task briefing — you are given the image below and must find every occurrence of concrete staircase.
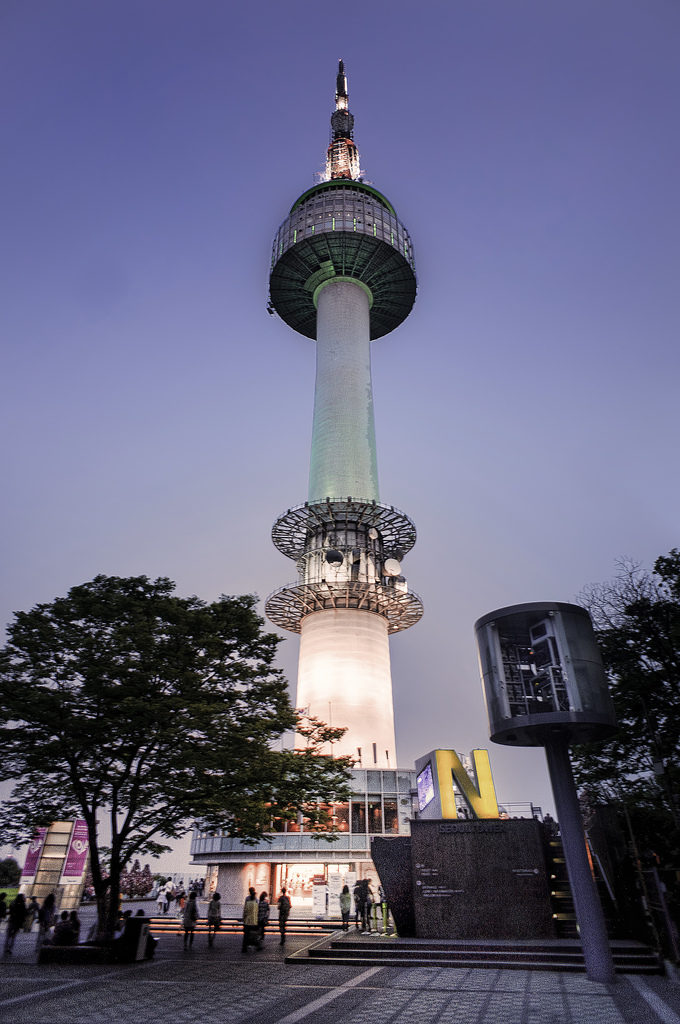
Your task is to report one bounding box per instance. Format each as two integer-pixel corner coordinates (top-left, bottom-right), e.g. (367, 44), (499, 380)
(287, 934), (663, 974)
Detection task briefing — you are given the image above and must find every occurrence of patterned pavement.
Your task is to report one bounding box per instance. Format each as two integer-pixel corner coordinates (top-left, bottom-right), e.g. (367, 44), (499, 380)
(2, 929), (680, 1024)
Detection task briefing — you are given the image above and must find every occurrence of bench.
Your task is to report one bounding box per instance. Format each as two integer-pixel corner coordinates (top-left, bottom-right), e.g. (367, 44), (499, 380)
(39, 919), (154, 965)
(39, 943), (112, 965)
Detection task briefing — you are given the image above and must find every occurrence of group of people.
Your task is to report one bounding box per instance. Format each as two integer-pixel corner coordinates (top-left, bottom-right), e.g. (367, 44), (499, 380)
(1, 891), (73, 956)
(344, 879), (387, 933)
(179, 890), (222, 949)
(239, 879), (387, 949)
(178, 885), (292, 952)
(1, 892), (160, 959)
(156, 876), (204, 916)
(241, 887), (290, 952)
(1, 876), (393, 959)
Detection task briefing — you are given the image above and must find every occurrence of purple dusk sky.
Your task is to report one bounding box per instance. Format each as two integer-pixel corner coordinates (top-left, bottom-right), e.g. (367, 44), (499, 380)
(2, 0), (679, 849)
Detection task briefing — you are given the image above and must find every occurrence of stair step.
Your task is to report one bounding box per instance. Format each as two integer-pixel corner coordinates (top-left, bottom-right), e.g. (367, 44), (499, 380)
(292, 952), (661, 974)
(327, 942), (658, 963)
(287, 936), (663, 975)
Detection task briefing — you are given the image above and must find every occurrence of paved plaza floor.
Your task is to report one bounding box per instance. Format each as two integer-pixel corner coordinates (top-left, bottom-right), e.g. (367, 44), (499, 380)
(3, 927), (680, 1024)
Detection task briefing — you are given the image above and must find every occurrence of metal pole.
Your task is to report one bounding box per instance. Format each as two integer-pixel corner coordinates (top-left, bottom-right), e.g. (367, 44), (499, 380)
(544, 735), (615, 983)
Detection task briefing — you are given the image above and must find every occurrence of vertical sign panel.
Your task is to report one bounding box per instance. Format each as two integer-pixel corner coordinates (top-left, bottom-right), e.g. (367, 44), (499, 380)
(21, 827), (48, 880)
(61, 820), (89, 879)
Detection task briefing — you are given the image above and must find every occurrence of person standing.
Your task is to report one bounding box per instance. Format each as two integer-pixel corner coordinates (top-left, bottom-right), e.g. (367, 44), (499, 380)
(339, 884), (352, 931)
(36, 893), (56, 951)
(3, 894), (27, 956)
(364, 880), (374, 933)
(162, 877), (174, 914)
(242, 887), (259, 952)
(69, 910), (82, 943)
(207, 891), (221, 948)
(182, 891), (198, 950)
(376, 884), (387, 933)
(257, 891), (270, 945)
(23, 896), (40, 932)
(353, 880), (363, 930)
(276, 887), (291, 946)
(175, 883), (186, 917)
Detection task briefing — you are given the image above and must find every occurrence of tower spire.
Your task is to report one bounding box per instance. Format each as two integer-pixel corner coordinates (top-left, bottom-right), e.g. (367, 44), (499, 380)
(326, 59), (361, 181)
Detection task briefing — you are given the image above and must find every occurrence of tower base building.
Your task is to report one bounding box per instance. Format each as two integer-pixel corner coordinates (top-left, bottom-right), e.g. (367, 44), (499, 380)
(191, 767), (419, 907)
(190, 749), (503, 908)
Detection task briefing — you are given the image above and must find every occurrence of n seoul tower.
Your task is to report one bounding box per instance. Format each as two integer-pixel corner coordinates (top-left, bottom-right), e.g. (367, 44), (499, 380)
(265, 61), (422, 769)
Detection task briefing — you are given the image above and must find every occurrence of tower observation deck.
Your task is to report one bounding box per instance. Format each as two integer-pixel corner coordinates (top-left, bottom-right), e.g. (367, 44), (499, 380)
(265, 61), (422, 768)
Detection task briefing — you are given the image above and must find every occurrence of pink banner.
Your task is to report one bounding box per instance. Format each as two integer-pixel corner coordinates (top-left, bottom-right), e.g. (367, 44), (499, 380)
(62, 820), (89, 879)
(22, 827), (47, 879)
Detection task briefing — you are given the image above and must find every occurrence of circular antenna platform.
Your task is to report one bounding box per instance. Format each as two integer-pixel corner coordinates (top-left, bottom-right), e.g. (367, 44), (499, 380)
(272, 498), (416, 560)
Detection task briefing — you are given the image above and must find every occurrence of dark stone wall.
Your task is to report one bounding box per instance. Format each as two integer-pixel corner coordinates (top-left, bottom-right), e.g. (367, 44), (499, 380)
(409, 818), (555, 939)
(371, 837), (416, 937)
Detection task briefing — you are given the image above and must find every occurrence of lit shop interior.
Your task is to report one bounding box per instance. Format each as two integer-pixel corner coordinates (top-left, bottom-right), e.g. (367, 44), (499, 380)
(191, 768), (418, 906)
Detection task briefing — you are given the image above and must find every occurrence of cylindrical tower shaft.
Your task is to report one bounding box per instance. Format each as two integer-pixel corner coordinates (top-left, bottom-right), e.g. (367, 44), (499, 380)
(309, 281), (379, 503)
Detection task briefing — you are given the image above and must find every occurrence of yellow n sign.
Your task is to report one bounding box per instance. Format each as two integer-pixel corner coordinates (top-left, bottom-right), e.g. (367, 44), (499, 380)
(415, 749), (499, 820)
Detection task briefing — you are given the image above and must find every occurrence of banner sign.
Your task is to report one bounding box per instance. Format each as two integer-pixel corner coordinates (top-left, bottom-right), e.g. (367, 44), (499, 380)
(312, 880), (327, 919)
(327, 873), (343, 916)
(62, 820), (89, 879)
(21, 828), (47, 879)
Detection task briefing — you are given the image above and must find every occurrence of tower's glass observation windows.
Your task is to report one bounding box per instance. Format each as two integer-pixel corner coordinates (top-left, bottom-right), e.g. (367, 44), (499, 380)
(269, 181), (417, 340)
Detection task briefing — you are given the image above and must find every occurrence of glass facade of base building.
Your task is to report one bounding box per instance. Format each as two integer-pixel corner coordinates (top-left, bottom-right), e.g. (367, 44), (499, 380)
(190, 768), (417, 906)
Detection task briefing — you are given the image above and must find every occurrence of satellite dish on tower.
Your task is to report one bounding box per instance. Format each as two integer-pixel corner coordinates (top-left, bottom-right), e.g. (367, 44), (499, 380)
(384, 558), (401, 577)
(368, 528), (379, 541)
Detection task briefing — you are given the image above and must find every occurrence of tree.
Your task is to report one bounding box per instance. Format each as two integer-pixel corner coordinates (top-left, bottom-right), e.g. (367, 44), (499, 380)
(119, 861), (154, 900)
(573, 551), (680, 862)
(83, 861), (154, 900)
(0, 856), (21, 887)
(0, 575), (352, 937)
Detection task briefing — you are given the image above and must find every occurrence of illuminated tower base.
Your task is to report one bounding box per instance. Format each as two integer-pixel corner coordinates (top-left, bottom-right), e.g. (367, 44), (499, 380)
(298, 609), (395, 766)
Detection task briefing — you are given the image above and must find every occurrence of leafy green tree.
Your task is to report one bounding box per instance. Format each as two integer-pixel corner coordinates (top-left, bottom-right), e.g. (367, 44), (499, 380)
(0, 856), (21, 887)
(573, 550), (680, 862)
(0, 575), (351, 937)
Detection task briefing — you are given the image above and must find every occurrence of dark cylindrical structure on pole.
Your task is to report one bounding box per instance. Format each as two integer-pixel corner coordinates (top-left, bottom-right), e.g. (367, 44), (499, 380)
(475, 602), (616, 747)
(474, 601), (617, 983)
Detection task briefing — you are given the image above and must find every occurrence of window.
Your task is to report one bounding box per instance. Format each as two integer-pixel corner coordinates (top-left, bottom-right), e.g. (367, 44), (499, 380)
(383, 799), (399, 834)
(332, 803), (350, 832)
(382, 771), (397, 793)
(351, 799), (366, 833)
(368, 798), (383, 834)
(398, 772), (412, 793)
